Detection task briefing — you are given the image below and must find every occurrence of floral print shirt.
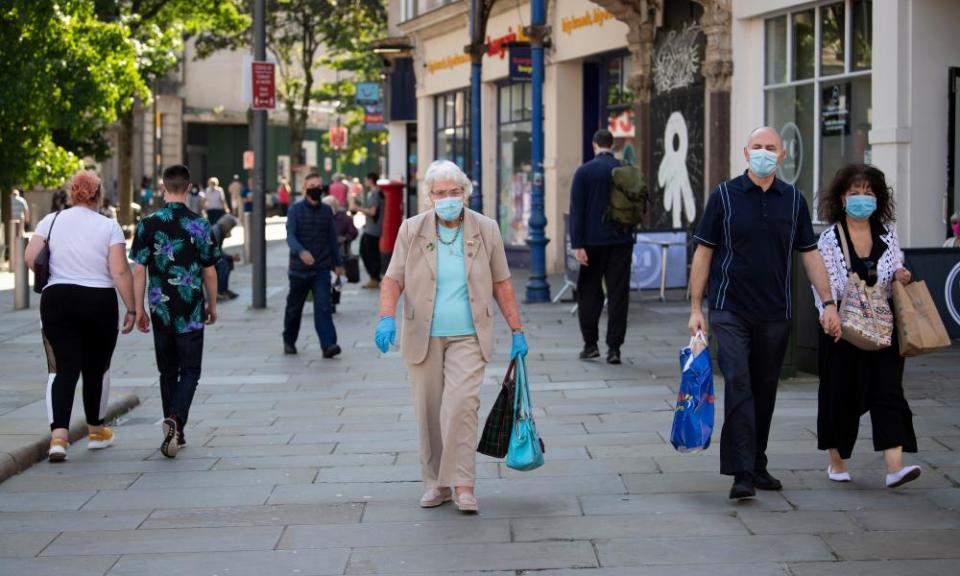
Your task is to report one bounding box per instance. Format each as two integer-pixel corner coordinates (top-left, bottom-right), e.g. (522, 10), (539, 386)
(131, 202), (220, 333)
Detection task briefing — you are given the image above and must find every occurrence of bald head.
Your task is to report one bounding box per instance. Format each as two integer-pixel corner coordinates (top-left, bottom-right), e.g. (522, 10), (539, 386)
(746, 126), (783, 150)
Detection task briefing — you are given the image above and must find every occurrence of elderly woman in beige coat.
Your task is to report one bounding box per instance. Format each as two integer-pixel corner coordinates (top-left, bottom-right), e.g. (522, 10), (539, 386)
(375, 160), (526, 513)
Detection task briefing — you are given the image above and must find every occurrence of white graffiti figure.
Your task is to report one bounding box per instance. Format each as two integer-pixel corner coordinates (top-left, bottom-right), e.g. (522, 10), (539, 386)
(658, 111), (696, 228)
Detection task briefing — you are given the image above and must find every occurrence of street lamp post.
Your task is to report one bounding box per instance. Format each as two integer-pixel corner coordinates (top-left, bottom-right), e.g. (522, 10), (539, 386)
(467, 0), (486, 212)
(251, 0), (267, 309)
(525, 0), (550, 303)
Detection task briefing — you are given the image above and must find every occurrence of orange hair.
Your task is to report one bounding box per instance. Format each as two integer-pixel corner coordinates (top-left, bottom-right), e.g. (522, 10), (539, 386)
(69, 170), (101, 205)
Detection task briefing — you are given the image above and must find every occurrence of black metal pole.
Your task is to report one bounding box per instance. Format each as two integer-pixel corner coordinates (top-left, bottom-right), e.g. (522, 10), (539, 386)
(525, 0), (550, 302)
(251, 0), (267, 309)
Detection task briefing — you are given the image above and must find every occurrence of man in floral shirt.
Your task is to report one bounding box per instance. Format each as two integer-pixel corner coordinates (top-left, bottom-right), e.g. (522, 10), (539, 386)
(132, 164), (220, 459)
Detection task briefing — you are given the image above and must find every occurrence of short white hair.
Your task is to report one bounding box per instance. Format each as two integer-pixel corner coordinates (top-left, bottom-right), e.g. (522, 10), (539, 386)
(321, 195), (340, 211)
(423, 160), (473, 197)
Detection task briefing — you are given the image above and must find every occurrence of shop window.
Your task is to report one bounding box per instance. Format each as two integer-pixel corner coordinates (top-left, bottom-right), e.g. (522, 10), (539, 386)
(434, 90), (471, 172)
(605, 56), (635, 152)
(764, 0), (872, 219)
(497, 83), (533, 248)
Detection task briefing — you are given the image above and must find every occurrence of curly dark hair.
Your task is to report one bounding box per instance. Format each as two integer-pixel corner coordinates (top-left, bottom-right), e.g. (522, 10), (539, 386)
(818, 164), (896, 224)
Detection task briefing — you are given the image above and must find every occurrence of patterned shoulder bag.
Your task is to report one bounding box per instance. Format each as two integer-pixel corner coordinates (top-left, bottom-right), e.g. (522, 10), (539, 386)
(836, 226), (893, 350)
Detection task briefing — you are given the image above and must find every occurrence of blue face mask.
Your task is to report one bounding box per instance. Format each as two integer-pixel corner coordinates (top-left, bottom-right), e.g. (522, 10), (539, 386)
(748, 149), (779, 178)
(434, 197), (464, 222)
(845, 194), (877, 220)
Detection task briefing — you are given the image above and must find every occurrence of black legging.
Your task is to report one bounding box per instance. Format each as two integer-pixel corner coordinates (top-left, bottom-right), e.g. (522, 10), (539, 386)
(40, 284), (119, 430)
(359, 233), (382, 281)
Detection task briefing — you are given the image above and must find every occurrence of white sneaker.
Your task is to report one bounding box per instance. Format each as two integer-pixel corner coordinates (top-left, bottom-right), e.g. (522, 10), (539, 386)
(886, 465), (922, 488)
(48, 438), (68, 463)
(827, 465), (851, 482)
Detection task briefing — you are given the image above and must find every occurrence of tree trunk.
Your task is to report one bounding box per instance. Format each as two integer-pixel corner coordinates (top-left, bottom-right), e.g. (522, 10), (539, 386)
(118, 108), (135, 227)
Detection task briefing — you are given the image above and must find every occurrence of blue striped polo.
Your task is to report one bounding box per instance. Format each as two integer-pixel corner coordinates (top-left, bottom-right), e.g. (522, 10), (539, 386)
(694, 171), (818, 321)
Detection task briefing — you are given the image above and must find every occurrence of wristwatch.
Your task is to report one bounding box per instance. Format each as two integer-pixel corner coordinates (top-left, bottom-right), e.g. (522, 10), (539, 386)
(822, 300), (837, 308)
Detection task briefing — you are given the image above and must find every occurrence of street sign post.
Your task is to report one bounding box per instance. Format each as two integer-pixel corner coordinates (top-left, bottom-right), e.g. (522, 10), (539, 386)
(251, 61), (275, 110)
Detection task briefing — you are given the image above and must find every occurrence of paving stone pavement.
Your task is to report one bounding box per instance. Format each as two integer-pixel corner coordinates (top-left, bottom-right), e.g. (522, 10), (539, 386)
(1, 231), (959, 575)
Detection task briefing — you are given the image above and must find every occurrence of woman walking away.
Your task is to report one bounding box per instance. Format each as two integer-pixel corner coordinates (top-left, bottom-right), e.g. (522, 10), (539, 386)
(813, 164), (920, 488)
(375, 160), (527, 513)
(26, 170), (136, 462)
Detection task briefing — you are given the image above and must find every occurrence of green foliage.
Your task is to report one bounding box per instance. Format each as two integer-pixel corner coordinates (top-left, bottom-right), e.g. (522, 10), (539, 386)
(0, 0), (147, 189)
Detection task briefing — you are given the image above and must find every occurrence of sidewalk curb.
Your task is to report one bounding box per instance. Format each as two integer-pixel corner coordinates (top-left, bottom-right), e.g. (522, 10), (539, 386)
(0, 393), (141, 484)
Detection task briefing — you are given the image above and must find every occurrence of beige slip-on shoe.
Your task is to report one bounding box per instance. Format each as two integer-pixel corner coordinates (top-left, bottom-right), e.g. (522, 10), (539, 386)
(420, 487), (452, 508)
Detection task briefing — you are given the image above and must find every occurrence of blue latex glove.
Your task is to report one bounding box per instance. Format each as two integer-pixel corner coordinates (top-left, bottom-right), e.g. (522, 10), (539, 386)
(510, 332), (528, 358)
(375, 316), (396, 353)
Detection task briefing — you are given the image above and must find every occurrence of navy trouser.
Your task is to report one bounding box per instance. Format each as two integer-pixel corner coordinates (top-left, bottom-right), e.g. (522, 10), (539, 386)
(216, 257), (233, 294)
(711, 310), (791, 476)
(153, 328), (204, 427)
(283, 269), (337, 350)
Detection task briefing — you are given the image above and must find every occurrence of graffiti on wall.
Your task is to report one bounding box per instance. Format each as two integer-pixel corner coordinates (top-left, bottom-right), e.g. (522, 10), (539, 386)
(650, 3), (705, 231)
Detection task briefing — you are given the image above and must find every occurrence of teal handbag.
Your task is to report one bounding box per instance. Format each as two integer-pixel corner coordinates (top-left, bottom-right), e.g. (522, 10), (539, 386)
(505, 357), (545, 471)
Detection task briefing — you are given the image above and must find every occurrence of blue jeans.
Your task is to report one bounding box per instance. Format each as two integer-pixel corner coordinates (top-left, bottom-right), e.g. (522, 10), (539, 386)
(216, 257), (232, 294)
(153, 328), (204, 427)
(283, 269), (337, 350)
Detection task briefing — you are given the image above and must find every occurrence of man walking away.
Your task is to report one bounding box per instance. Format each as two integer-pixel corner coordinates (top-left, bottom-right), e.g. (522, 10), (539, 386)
(359, 172), (384, 289)
(132, 164), (220, 459)
(569, 129), (634, 364)
(689, 127), (840, 499)
(283, 173), (345, 357)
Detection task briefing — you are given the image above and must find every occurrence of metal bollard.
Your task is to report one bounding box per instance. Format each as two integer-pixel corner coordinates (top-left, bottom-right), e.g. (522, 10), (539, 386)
(11, 219), (29, 309)
(242, 212), (252, 264)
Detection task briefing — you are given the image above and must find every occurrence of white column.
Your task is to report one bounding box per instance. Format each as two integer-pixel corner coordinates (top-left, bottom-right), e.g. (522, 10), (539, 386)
(544, 61), (582, 274)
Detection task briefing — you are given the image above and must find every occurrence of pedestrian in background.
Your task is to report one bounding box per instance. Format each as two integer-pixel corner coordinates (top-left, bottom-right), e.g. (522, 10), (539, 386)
(100, 197), (118, 221)
(204, 177), (228, 225)
(228, 175), (243, 214)
(186, 182), (205, 215)
(813, 164), (921, 488)
(689, 126), (840, 499)
(277, 176), (291, 217)
(569, 129), (632, 364)
(943, 211), (960, 248)
(212, 214), (240, 302)
(132, 164), (220, 459)
(328, 173), (348, 207)
(11, 188), (30, 230)
(322, 195), (358, 314)
(283, 173), (344, 358)
(25, 170), (136, 462)
(375, 160), (527, 513)
(359, 172), (383, 289)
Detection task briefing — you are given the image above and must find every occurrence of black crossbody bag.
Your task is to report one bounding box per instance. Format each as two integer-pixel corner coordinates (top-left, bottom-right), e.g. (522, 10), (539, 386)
(32, 210), (61, 294)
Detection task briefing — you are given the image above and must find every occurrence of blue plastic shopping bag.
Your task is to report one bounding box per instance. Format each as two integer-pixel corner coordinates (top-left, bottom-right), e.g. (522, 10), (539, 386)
(670, 332), (715, 453)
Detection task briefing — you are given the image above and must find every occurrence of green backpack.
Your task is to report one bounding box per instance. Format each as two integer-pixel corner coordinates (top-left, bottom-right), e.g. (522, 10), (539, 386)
(607, 144), (648, 228)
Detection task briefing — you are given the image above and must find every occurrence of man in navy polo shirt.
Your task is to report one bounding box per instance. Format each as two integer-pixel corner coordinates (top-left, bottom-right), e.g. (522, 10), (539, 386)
(689, 127), (840, 500)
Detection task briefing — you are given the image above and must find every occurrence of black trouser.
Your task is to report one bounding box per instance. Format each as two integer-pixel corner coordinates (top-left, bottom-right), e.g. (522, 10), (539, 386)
(153, 328), (204, 427)
(206, 209), (226, 226)
(283, 269), (337, 350)
(711, 310), (791, 476)
(576, 242), (632, 349)
(359, 233), (381, 281)
(40, 285), (119, 430)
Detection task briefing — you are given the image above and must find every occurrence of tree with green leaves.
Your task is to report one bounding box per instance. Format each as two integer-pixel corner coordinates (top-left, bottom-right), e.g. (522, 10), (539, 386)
(198, 0), (387, 184)
(0, 0), (146, 225)
(94, 0), (249, 224)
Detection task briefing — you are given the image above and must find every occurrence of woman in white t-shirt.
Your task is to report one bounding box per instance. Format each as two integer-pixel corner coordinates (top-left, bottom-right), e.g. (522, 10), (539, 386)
(25, 170), (136, 463)
(203, 176), (228, 226)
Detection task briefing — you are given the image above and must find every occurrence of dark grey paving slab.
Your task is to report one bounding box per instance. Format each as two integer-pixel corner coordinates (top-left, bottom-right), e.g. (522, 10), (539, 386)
(140, 503), (363, 529)
(849, 508), (960, 531)
(345, 542), (598, 574)
(279, 519), (510, 549)
(0, 509), (150, 533)
(535, 566), (788, 576)
(781, 489), (942, 511)
(0, 491), (95, 512)
(623, 471), (804, 493)
(107, 549), (351, 576)
(18, 458), (218, 475)
(82, 486), (273, 511)
(0, 473), (140, 492)
(512, 513), (746, 541)
(597, 534), (834, 566)
(204, 433), (294, 447)
(788, 559), (959, 575)
(499, 457), (658, 478)
(269, 482), (424, 505)
(0, 531), (58, 558)
(127, 468), (316, 489)
(582, 492), (792, 515)
(822, 529), (960, 560)
(42, 526), (283, 556)
(361, 495), (582, 523)
(312, 463), (498, 483)
(0, 556), (118, 576)
(212, 453), (396, 470)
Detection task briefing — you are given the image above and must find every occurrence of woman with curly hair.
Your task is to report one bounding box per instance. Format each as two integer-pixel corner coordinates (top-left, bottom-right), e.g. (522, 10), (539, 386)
(25, 170), (136, 462)
(813, 164), (920, 488)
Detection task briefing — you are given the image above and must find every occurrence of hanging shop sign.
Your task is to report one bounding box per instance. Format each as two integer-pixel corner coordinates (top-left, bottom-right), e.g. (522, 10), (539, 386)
(508, 44), (533, 81)
(356, 82), (381, 105)
(364, 104), (385, 131)
(487, 27), (530, 58)
(329, 127), (348, 150)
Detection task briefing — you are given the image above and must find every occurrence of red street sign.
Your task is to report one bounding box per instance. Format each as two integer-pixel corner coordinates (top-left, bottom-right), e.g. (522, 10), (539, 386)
(243, 150), (255, 170)
(251, 61), (275, 110)
(329, 127), (348, 150)
(364, 113), (384, 124)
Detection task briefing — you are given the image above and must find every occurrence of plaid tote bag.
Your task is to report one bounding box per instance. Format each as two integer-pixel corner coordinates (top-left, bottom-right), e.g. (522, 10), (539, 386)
(477, 359), (516, 458)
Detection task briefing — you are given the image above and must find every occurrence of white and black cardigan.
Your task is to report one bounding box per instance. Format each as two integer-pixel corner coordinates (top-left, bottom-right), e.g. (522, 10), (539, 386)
(812, 222), (904, 316)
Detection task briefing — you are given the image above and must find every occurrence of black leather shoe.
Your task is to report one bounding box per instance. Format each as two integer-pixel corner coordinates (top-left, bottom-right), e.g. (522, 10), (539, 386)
(322, 344), (342, 359)
(607, 348), (621, 364)
(579, 344), (600, 360)
(283, 342), (297, 355)
(753, 469), (783, 491)
(729, 473), (756, 500)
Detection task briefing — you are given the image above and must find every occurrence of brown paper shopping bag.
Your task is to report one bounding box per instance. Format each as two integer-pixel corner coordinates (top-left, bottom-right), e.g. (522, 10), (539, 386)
(892, 280), (951, 356)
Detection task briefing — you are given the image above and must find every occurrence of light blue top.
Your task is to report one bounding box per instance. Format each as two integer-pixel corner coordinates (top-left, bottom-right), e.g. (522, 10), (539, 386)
(430, 224), (476, 337)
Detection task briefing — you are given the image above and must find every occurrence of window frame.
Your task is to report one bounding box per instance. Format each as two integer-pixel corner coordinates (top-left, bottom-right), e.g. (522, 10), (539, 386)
(762, 0), (872, 221)
(496, 81), (535, 248)
(433, 89), (471, 172)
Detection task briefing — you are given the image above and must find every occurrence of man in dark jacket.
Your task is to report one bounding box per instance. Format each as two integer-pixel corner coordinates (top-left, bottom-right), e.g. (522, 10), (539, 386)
(283, 173), (345, 358)
(569, 129), (634, 364)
